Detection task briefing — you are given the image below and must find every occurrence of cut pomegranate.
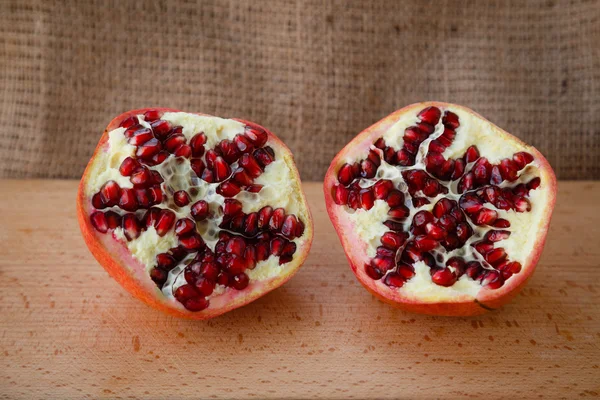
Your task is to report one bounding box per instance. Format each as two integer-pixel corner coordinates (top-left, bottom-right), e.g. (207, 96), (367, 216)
(78, 108), (313, 319)
(324, 102), (556, 316)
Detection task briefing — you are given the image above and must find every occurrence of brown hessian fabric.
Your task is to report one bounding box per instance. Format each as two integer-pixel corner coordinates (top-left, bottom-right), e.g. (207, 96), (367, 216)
(1, 0), (599, 180)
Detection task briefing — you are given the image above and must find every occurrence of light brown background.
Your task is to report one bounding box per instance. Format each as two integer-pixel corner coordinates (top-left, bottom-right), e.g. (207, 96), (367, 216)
(1, 0), (599, 180)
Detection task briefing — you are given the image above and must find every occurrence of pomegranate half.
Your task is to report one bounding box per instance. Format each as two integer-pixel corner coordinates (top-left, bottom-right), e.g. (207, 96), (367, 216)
(324, 102), (556, 316)
(78, 108), (313, 319)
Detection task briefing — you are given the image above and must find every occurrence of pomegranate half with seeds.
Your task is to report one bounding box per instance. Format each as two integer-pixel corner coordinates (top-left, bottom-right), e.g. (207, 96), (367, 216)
(324, 102), (556, 316)
(77, 108), (313, 319)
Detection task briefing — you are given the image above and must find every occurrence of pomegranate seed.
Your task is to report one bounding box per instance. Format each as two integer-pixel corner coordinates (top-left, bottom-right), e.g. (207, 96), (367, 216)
(233, 134), (254, 154)
(442, 111), (460, 129)
(459, 194), (483, 214)
(333, 185), (349, 205)
(485, 248), (507, 265)
(381, 231), (407, 250)
(424, 152), (445, 173)
(512, 152), (534, 169)
(90, 211), (108, 233)
(229, 214), (245, 232)
(527, 177), (541, 190)
(514, 197), (531, 212)
(270, 237), (286, 256)
(156, 253), (176, 270)
(446, 257), (466, 277)
(428, 140), (446, 154)
(104, 211), (121, 229)
(255, 242), (270, 261)
(150, 120), (172, 139)
(100, 180), (121, 206)
(455, 222), (471, 242)
(493, 218), (510, 228)
(174, 144), (193, 158)
(230, 273), (250, 290)
(130, 167), (152, 186)
(239, 153), (263, 178)
(360, 189), (375, 210)
(367, 150), (381, 167)
(205, 150), (219, 169)
(246, 184), (263, 193)
(190, 200), (209, 221)
(119, 157), (139, 176)
(370, 256), (395, 273)
(253, 147), (275, 167)
(134, 188), (150, 208)
(148, 151), (169, 166)
(189, 158), (205, 177)
(359, 160), (377, 179)
(464, 145), (479, 163)
(118, 188), (138, 211)
(374, 138), (386, 149)
(128, 128), (153, 146)
(485, 230), (511, 242)
(143, 207), (162, 227)
(499, 159), (519, 181)
(201, 169), (214, 183)
(474, 241), (494, 255)
(194, 277), (215, 297)
(425, 223), (446, 240)
(465, 262), (483, 279)
(386, 190), (405, 207)
(155, 210), (176, 236)
(223, 199), (243, 217)
(148, 186), (163, 205)
(432, 268), (457, 287)
(404, 126), (427, 143)
(245, 126), (268, 147)
(136, 138), (162, 159)
(432, 198), (452, 218)
(269, 208), (285, 231)
(365, 263), (384, 280)
(200, 262), (219, 281)
(388, 206), (410, 219)
(480, 270), (504, 289)
(377, 246), (395, 258)
(383, 220), (404, 231)
(231, 168), (253, 186)
(414, 235), (437, 251)
(383, 272), (406, 288)
(404, 169), (428, 188)
(281, 242), (297, 258)
(373, 180), (393, 199)
(418, 106), (441, 125)
(122, 213), (141, 240)
(281, 215), (298, 238)
(143, 110), (161, 122)
(422, 179), (441, 197)
(216, 181), (241, 197)
(150, 268), (168, 286)
(164, 133), (186, 152)
(338, 163), (354, 185)
(254, 206), (273, 230)
(413, 210), (434, 228)
(396, 149), (414, 166)
(179, 233), (204, 251)
(383, 146), (398, 164)
(490, 166), (503, 185)
(213, 157), (231, 182)
(190, 133), (206, 157)
(173, 190), (191, 207)
(92, 193), (105, 209)
(397, 263), (415, 279)
(244, 212), (259, 236)
(457, 172), (474, 193)
(120, 116), (139, 129)
(474, 208), (498, 225)
(175, 218), (195, 236)
(472, 158), (491, 183)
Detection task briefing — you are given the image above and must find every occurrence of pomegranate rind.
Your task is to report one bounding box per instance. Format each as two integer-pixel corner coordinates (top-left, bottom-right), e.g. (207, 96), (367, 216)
(78, 108), (313, 319)
(324, 102), (556, 316)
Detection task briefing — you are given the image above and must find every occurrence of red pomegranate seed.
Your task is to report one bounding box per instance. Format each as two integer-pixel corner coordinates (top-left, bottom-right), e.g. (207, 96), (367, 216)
(388, 206), (410, 219)
(432, 198), (452, 218)
(92, 193), (105, 209)
(254, 206), (273, 230)
(346, 190), (360, 209)
(404, 126), (428, 143)
(474, 208), (498, 225)
(244, 212), (259, 236)
(134, 188), (150, 208)
(455, 222), (471, 242)
(156, 253), (176, 270)
(245, 125), (268, 147)
(370, 256), (395, 273)
(150, 268), (168, 286)
(280, 215), (298, 238)
(428, 140), (446, 154)
(418, 106), (441, 125)
(217, 181), (241, 197)
(413, 210), (434, 228)
(230, 273), (249, 290)
(490, 166), (503, 185)
(373, 138), (386, 149)
(119, 157), (139, 176)
(414, 235), (437, 251)
(199, 262), (219, 281)
(143, 207), (161, 227)
(499, 159), (519, 181)
(119, 115), (139, 129)
(164, 133), (186, 152)
(148, 151), (169, 166)
(194, 277), (215, 297)
(480, 270), (504, 289)
(396, 149), (413, 166)
(229, 214), (245, 232)
(190, 200), (209, 221)
(253, 147), (275, 168)
(201, 169), (214, 183)
(179, 233), (204, 251)
(472, 158), (491, 183)
(221, 199), (242, 218)
(104, 211), (121, 229)
(514, 197), (531, 212)
(130, 167), (151, 186)
(246, 184), (263, 193)
(474, 241), (494, 255)
(381, 231), (407, 250)
(359, 159), (377, 179)
(424, 152), (445, 174)
(231, 168), (253, 186)
(128, 128), (153, 146)
(174, 144), (192, 158)
(457, 172), (474, 193)
(365, 263), (384, 280)
(226, 237), (246, 257)
(148, 186), (163, 205)
(527, 177), (541, 190)
(442, 111), (460, 129)
(122, 213), (141, 240)
(239, 153), (263, 178)
(333, 185), (349, 205)
(337, 164), (354, 186)
(372, 180), (393, 199)
(422, 179), (441, 197)
(377, 246), (395, 258)
(213, 157), (231, 182)
(446, 257), (466, 277)
(190, 133), (206, 157)
(270, 237), (286, 256)
(218, 140), (240, 163)
(205, 149), (219, 169)
(386, 190), (405, 207)
(269, 208), (285, 231)
(432, 268), (457, 287)
(485, 248), (507, 265)
(360, 189), (375, 210)
(383, 272), (406, 288)
(136, 138), (162, 159)
(173, 190), (191, 207)
(100, 180), (121, 206)
(233, 134), (254, 153)
(150, 120), (172, 139)
(459, 194), (483, 214)
(155, 210), (176, 236)
(397, 263), (416, 279)
(367, 149), (381, 166)
(189, 158), (205, 177)
(464, 145), (479, 163)
(485, 230), (511, 242)
(404, 169), (428, 188)
(512, 152), (534, 169)
(175, 218), (195, 236)
(425, 223), (446, 240)
(465, 261), (483, 279)
(90, 211), (108, 233)
(255, 242), (270, 261)
(143, 110), (161, 122)
(118, 188), (138, 211)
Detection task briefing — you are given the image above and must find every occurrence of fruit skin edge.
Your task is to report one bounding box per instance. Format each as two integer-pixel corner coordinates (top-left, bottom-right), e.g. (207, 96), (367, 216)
(323, 101), (557, 316)
(77, 108), (314, 320)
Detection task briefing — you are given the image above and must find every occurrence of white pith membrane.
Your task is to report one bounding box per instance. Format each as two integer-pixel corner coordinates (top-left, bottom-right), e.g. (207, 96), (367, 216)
(334, 106), (550, 302)
(84, 111), (310, 311)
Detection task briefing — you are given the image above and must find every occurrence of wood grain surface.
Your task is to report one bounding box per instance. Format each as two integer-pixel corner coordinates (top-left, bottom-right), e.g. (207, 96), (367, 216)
(1, 180), (599, 399)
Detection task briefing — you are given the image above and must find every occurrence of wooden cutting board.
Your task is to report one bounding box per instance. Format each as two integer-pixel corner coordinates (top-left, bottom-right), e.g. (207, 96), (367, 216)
(1, 180), (598, 399)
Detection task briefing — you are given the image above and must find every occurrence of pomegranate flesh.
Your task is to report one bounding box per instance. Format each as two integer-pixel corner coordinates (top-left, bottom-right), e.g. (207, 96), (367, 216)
(324, 102), (556, 316)
(78, 108), (313, 319)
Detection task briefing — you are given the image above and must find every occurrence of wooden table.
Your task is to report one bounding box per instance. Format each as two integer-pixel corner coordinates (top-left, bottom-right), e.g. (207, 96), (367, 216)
(1, 180), (599, 399)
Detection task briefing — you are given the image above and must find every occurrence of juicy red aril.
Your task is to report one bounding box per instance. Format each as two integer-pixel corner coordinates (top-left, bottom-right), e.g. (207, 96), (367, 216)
(90, 211), (108, 233)
(130, 167), (152, 186)
(230, 273), (250, 290)
(431, 268), (457, 287)
(175, 218), (195, 236)
(381, 231), (407, 250)
(150, 120), (172, 139)
(190, 200), (209, 221)
(239, 153), (263, 178)
(119, 188), (138, 211)
(223, 199), (243, 217)
(122, 213), (141, 240)
(179, 233), (204, 251)
(213, 157), (231, 182)
(136, 138), (162, 159)
(150, 268), (168, 286)
(418, 106), (442, 125)
(120, 116), (139, 128)
(173, 190), (191, 207)
(164, 133), (186, 153)
(257, 206), (273, 229)
(254, 147), (275, 167)
(217, 181), (241, 197)
(128, 128), (153, 146)
(155, 210), (176, 236)
(190, 133), (206, 157)
(156, 253), (176, 270)
(195, 277), (215, 297)
(100, 181), (121, 206)
(143, 110), (161, 122)
(269, 208), (285, 231)
(383, 273), (406, 288)
(119, 157), (139, 176)
(245, 126), (268, 147)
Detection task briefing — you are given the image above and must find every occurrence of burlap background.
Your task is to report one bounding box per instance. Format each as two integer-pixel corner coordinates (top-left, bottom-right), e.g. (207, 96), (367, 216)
(1, 0), (599, 181)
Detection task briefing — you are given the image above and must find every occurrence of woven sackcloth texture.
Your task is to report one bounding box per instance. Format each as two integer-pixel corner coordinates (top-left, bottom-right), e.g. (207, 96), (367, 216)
(1, 0), (599, 180)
